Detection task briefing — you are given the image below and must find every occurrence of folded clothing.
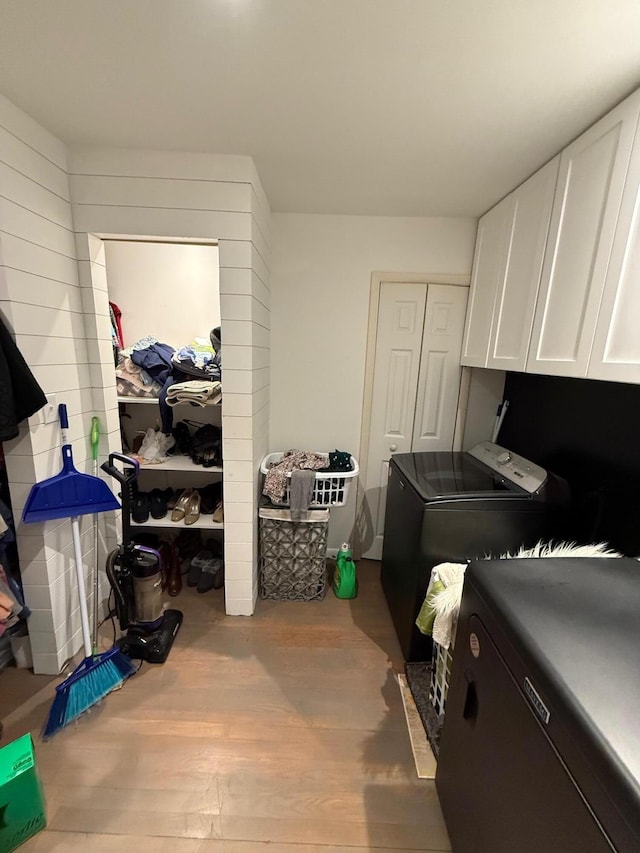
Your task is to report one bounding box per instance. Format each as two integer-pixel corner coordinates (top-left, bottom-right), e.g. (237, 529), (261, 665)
(166, 380), (222, 407)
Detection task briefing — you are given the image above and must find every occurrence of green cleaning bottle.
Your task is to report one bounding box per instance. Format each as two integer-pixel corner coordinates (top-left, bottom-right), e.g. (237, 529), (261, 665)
(334, 542), (358, 599)
(336, 542), (352, 562)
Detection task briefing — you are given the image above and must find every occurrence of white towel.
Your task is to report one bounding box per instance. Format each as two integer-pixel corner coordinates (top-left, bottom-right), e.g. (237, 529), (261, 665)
(427, 562), (467, 650)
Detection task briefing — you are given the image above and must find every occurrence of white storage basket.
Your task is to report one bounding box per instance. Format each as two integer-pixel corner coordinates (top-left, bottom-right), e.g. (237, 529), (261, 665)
(260, 452), (359, 508)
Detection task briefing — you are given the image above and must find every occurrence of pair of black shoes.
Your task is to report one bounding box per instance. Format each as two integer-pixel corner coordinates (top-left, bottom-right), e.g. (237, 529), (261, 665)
(131, 487), (173, 523)
(186, 538), (224, 593)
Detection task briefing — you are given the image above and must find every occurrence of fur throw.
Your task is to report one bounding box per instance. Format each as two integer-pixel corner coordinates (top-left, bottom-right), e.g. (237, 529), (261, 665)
(499, 540), (622, 560)
(422, 541), (623, 650)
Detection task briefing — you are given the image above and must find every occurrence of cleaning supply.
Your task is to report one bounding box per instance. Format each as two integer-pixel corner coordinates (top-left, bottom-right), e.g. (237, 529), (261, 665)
(336, 541), (352, 562)
(22, 405), (136, 739)
(90, 416), (101, 657)
(333, 542), (358, 599)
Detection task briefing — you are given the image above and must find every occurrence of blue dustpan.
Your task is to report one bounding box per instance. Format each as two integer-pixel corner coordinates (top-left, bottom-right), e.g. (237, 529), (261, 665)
(22, 404), (120, 523)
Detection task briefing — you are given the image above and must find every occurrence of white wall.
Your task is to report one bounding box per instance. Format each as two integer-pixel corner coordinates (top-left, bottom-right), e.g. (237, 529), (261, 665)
(461, 368), (507, 450)
(104, 241), (220, 348)
(269, 213), (477, 548)
(69, 147), (271, 616)
(0, 94), (99, 674)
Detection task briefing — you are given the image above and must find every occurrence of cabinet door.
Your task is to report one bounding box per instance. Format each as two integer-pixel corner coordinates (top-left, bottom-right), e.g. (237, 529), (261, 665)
(588, 110), (640, 383)
(527, 94), (640, 377)
(460, 199), (510, 367)
(486, 157), (559, 371)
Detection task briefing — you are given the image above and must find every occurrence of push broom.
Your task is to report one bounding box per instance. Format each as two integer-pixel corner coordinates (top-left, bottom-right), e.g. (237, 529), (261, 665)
(22, 404), (136, 738)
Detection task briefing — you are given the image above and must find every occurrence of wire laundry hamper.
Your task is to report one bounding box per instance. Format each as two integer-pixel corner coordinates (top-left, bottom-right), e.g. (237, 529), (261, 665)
(259, 507), (329, 601)
(430, 639), (455, 717)
(260, 453), (359, 507)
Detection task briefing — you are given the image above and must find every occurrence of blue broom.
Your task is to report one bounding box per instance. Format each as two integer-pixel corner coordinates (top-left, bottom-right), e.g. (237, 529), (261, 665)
(22, 404), (136, 738)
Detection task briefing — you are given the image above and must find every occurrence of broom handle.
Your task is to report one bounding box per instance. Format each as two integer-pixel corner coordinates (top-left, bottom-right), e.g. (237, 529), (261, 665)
(71, 515), (93, 659)
(91, 417), (101, 656)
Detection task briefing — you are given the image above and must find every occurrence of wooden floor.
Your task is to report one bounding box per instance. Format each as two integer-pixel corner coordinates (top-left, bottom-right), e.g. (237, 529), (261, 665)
(4, 560), (450, 852)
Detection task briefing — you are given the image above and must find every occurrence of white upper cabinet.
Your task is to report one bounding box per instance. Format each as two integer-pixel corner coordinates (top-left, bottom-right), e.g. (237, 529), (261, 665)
(486, 157), (559, 371)
(461, 157), (559, 371)
(460, 199), (510, 367)
(527, 93), (640, 377)
(588, 109), (640, 382)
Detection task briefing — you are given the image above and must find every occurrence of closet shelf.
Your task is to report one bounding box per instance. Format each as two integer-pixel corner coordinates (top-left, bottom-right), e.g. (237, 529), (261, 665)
(138, 456), (222, 473)
(117, 396), (220, 407)
(131, 518), (224, 531)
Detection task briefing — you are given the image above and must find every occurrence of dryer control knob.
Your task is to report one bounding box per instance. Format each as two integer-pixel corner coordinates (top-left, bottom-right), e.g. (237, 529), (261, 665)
(497, 452), (512, 464)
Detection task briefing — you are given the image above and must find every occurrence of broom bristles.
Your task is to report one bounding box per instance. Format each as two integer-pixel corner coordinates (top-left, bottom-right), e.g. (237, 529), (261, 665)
(42, 648), (135, 740)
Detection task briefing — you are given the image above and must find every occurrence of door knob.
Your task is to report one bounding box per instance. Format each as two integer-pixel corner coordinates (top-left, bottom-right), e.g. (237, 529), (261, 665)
(389, 444), (398, 452)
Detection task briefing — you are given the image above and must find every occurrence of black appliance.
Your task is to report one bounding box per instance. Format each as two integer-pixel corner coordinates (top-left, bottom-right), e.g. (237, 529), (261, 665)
(380, 441), (568, 661)
(436, 556), (640, 852)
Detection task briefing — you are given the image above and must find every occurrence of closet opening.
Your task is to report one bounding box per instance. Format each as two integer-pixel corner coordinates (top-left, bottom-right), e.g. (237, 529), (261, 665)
(88, 234), (226, 622)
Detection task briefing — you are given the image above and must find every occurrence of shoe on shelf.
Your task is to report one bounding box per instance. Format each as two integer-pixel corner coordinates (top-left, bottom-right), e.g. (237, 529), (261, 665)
(171, 488), (194, 522)
(175, 528), (203, 560)
(200, 482), (222, 514)
(212, 559), (224, 590)
(184, 490), (201, 526)
(196, 557), (224, 593)
(187, 548), (211, 587)
(211, 499), (224, 524)
(149, 488), (168, 520)
(197, 557), (224, 593)
(131, 489), (150, 524)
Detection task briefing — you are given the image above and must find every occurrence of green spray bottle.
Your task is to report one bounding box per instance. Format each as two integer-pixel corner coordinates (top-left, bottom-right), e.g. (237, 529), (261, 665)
(333, 542), (358, 599)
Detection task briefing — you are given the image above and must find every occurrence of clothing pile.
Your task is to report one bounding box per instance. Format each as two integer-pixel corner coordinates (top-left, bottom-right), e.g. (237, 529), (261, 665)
(132, 427), (176, 464)
(115, 353), (162, 398)
(118, 332), (223, 433)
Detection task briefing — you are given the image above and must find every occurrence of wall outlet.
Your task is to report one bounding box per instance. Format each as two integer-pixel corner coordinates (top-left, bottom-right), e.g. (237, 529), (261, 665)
(43, 395), (58, 424)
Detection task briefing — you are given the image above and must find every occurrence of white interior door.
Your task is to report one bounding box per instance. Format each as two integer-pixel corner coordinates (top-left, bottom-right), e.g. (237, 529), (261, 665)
(362, 281), (467, 560)
(412, 284), (468, 453)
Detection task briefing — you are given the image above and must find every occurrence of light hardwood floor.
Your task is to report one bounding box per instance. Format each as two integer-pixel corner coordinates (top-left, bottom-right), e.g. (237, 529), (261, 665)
(4, 560), (450, 852)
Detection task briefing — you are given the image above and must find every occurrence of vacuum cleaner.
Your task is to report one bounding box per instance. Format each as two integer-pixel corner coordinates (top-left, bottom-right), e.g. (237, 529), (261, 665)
(101, 452), (183, 663)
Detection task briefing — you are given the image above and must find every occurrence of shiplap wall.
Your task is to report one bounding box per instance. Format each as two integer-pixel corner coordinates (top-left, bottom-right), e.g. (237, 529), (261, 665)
(0, 94), (102, 674)
(68, 146), (271, 616)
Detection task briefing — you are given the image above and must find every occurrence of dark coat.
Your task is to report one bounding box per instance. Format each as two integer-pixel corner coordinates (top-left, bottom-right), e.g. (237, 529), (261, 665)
(0, 316), (47, 442)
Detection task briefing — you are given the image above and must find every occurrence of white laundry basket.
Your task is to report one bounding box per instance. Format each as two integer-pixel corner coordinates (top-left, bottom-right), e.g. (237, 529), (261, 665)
(260, 453), (359, 507)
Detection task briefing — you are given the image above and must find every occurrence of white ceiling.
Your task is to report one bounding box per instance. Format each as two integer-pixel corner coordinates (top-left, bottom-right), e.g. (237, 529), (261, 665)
(1, 0), (640, 217)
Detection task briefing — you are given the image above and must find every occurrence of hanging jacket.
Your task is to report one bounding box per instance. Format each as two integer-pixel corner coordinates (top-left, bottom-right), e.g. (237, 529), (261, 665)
(0, 315), (47, 441)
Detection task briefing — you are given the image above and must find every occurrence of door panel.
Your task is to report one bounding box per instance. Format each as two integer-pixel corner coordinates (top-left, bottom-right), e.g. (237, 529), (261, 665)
(487, 156), (559, 370)
(363, 281), (466, 561)
(412, 284), (467, 453)
(437, 614), (614, 853)
(528, 97), (639, 376)
(460, 203), (509, 367)
(589, 110), (640, 382)
(363, 282), (426, 560)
